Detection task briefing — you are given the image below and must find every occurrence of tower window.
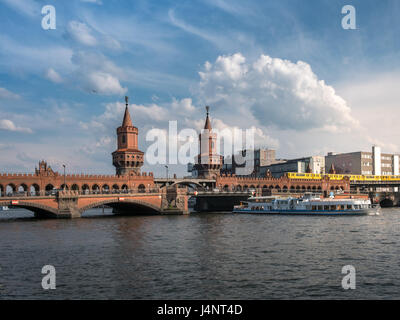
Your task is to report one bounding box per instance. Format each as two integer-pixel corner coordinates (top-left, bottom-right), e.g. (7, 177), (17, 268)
(122, 135), (126, 144)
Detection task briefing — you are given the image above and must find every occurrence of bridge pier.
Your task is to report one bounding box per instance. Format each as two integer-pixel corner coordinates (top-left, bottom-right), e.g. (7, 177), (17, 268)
(160, 186), (189, 215)
(57, 191), (81, 218)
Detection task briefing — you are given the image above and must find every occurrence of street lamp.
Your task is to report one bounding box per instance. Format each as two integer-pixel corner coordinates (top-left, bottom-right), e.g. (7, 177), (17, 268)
(62, 164), (66, 190)
(165, 165), (169, 186)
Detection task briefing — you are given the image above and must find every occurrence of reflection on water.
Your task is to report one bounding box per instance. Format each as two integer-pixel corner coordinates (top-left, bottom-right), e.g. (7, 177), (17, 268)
(0, 207), (400, 299)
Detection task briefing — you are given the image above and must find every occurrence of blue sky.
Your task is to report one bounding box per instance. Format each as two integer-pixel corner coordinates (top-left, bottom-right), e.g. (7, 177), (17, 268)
(1, 0), (400, 176)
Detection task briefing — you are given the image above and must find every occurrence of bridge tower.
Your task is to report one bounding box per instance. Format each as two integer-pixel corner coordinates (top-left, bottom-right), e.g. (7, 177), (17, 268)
(194, 106), (222, 179)
(112, 96), (144, 176)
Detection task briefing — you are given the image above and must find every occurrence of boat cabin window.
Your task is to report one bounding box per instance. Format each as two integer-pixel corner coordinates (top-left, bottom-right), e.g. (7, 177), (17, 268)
(330, 205), (336, 210)
(347, 205), (352, 210)
(317, 205), (323, 210)
(312, 205), (316, 210)
(324, 205), (329, 210)
(340, 205), (345, 210)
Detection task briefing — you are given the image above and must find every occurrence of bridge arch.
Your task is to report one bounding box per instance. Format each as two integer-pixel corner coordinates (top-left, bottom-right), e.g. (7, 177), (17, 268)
(0, 184), (4, 197)
(71, 184), (79, 191)
(168, 180), (204, 189)
(29, 184), (40, 196)
(138, 184), (146, 193)
(0, 200), (58, 218)
(45, 184), (55, 191)
(6, 183), (16, 195)
(82, 184), (90, 194)
(79, 199), (161, 215)
(18, 184), (28, 193)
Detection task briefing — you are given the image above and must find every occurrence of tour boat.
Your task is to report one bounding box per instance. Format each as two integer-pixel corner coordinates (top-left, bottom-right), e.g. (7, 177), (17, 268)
(233, 193), (380, 216)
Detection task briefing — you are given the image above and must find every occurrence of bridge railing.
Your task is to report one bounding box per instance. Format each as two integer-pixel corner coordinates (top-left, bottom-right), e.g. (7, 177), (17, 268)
(0, 188), (162, 198)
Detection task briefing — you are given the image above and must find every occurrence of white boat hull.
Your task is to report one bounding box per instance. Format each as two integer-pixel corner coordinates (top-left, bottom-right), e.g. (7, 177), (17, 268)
(233, 207), (379, 216)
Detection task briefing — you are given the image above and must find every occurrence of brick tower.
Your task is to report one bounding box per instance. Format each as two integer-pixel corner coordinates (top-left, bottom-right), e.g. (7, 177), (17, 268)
(112, 96), (144, 176)
(194, 106), (222, 179)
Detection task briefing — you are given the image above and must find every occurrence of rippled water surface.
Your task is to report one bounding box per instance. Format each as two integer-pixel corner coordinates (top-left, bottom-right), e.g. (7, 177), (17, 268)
(0, 208), (399, 299)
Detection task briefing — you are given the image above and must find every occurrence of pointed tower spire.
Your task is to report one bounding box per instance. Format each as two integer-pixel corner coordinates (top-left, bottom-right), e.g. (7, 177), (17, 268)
(122, 96), (133, 127)
(329, 163), (336, 174)
(306, 162), (312, 173)
(204, 105), (212, 130)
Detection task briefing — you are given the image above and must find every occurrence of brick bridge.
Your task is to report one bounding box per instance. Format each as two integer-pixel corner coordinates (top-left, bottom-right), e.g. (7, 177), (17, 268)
(0, 188), (188, 218)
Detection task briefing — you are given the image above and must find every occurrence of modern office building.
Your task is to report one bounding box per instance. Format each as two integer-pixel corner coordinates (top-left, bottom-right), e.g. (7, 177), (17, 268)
(221, 148), (281, 176)
(325, 146), (400, 175)
(259, 155), (325, 178)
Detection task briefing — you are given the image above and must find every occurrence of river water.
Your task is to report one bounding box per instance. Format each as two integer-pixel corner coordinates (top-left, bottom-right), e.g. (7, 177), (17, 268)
(0, 208), (399, 299)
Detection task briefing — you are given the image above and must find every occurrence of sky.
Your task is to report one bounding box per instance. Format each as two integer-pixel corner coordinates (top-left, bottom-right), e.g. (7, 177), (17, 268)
(0, 0), (400, 177)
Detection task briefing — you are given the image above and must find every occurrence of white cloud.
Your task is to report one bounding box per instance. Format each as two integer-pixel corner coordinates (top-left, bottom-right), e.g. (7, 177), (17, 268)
(198, 53), (359, 132)
(168, 9), (224, 46)
(0, 35), (73, 75)
(0, 0), (40, 17)
(336, 71), (400, 154)
(80, 0), (102, 4)
(45, 68), (63, 83)
(67, 21), (98, 46)
(171, 98), (196, 114)
(0, 87), (20, 99)
(70, 51), (127, 95)
(0, 119), (32, 133)
(86, 72), (127, 95)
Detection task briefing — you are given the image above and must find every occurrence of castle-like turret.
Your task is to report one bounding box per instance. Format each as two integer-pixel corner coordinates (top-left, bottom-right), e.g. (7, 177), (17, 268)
(194, 106), (222, 179)
(112, 96), (144, 176)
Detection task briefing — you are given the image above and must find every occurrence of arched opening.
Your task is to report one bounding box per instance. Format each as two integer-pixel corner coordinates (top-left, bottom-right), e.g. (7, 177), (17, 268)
(243, 185), (249, 191)
(312, 186), (316, 191)
(60, 184), (69, 190)
(317, 186), (322, 192)
(307, 186), (311, 191)
(112, 184), (120, 193)
(330, 186), (335, 191)
(0, 184), (4, 197)
(92, 184), (100, 193)
(18, 184), (28, 194)
(82, 184), (90, 194)
(121, 184), (128, 193)
(71, 184), (79, 191)
(6, 184), (16, 196)
(250, 185), (255, 189)
(102, 184), (110, 194)
(236, 185), (242, 191)
(81, 199), (160, 217)
(223, 184), (229, 191)
(290, 186), (295, 193)
(30, 184), (40, 196)
(45, 184), (55, 196)
(275, 185), (281, 192)
(282, 186), (288, 193)
(302, 186), (306, 191)
(138, 184), (146, 193)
